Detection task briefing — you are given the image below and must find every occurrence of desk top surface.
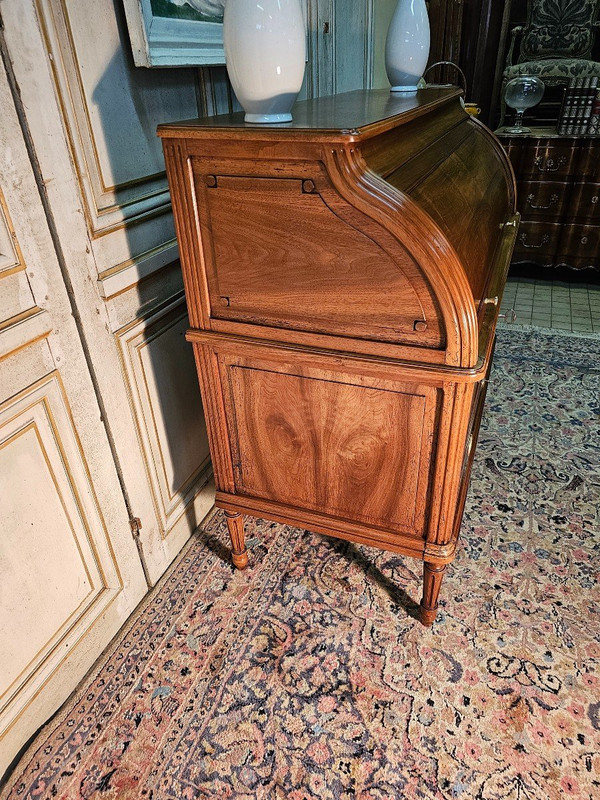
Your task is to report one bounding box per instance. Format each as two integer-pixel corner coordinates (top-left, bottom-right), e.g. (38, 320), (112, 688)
(157, 87), (462, 141)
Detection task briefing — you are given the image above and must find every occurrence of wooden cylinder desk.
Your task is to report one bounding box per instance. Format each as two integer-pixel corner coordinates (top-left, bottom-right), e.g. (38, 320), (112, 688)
(158, 88), (518, 625)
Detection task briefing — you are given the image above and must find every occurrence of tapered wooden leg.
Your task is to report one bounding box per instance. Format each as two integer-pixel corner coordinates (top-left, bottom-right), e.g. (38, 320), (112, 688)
(419, 562), (447, 626)
(225, 510), (248, 570)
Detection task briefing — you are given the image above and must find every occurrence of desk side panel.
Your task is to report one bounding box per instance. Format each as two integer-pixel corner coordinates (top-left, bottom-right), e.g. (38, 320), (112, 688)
(190, 156), (445, 351)
(162, 136), (452, 362)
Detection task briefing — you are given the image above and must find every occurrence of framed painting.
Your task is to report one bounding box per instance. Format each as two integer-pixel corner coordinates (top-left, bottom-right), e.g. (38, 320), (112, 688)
(123, 0), (226, 67)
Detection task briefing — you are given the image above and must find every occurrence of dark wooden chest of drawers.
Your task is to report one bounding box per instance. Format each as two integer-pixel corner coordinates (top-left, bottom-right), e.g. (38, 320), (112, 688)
(498, 129), (600, 272)
(159, 89), (518, 625)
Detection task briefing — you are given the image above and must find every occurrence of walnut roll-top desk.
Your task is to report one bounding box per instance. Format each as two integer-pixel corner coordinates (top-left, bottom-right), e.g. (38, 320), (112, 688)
(158, 88), (518, 625)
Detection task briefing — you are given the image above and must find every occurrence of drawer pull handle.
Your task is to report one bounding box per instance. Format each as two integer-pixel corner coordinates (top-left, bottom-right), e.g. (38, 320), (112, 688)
(519, 232), (550, 249)
(526, 192), (559, 210)
(581, 236), (589, 245)
(498, 309), (517, 323)
(534, 155), (567, 173)
(592, 196), (599, 204)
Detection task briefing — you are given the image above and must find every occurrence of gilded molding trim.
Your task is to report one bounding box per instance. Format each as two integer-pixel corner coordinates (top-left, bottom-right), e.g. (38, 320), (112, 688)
(0, 187), (25, 277)
(0, 372), (125, 727)
(116, 296), (212, 538)
(33, 0), (198, 237)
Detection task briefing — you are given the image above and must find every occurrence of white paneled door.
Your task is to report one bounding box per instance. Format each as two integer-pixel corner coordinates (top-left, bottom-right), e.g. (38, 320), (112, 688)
(0, 56), (148, 775)
(1, 0), (214, 595)
(0, 0), (215, 774)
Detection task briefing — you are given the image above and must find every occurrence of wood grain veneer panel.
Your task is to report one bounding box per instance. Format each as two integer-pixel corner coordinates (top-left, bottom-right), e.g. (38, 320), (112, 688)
(196, 172), (436, 345)
(224, 361), (436, 536)
(402, 126), (510, 307)
(360, 101), (468, 178)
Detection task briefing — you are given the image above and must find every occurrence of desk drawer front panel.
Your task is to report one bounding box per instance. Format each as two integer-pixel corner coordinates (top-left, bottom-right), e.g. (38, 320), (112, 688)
(576, 142), (600, 179)
(192, 165), (442, 348)
(568, 182), (600, 222)
(512, 221), (562, 262)
(501, 140), (523, 174)
(518, 180), (569, 220)
(222, 358), (437, 537)
(557, 223), (600, 261)
(522, 142), (577, 180)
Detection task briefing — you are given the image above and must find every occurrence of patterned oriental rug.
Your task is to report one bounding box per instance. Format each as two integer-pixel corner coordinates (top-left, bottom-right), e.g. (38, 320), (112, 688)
(2, 328), (600, 800)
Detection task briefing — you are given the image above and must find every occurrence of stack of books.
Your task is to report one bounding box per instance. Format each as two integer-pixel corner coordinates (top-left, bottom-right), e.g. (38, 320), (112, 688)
(557, 77), (600, 135)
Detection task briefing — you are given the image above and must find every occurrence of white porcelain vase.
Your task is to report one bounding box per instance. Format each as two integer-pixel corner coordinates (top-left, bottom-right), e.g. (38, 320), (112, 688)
(223, 0), (306, 123)
(385, 0), (430, 93)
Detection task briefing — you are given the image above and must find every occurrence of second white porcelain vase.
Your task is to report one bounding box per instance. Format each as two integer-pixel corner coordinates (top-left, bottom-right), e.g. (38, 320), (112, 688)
(385, 0), (430, 93)
(223, 0), (306, 124)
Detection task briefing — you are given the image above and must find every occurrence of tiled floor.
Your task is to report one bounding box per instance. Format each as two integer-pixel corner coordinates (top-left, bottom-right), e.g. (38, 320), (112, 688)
(499, 277), (600, 333)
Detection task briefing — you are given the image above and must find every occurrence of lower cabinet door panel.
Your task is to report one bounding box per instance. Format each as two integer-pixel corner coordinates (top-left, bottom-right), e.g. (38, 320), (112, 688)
(220, 354), (439, 538)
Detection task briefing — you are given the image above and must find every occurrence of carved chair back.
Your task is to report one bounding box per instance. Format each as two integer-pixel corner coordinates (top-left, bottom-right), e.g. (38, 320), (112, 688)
(517, 0), (598, 62)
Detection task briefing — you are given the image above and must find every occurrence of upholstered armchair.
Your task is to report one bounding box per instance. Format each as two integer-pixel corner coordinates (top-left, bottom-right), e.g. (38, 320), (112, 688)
(500, 0), (600, 126)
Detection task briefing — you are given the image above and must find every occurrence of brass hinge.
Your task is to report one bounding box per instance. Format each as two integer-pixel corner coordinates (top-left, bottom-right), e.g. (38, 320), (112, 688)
(129, 517), (143, 538)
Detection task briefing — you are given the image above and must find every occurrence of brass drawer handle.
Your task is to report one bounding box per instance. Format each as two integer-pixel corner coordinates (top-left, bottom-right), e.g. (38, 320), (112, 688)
(526, 192), (559, 210)
(518, 232), (550, 249)
(484, 297), (516, 322)
(534, 155), (567, 173)
(498, 309), (517, 323)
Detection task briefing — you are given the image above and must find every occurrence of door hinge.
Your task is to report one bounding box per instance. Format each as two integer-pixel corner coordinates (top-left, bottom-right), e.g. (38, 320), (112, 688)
(129, 516), (143, 538)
